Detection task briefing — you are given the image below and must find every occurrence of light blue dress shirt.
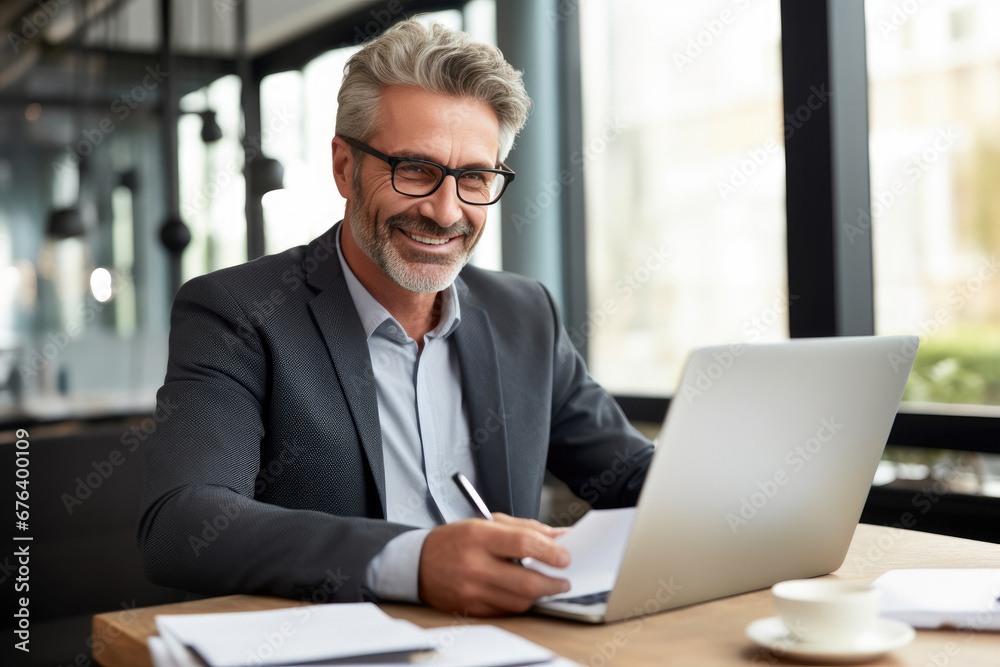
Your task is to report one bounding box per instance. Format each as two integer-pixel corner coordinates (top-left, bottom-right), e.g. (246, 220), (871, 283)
(334, 229), (480, 601)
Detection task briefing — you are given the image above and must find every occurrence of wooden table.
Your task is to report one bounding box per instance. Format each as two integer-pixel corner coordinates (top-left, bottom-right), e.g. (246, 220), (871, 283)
(94, 524), (1000, 667)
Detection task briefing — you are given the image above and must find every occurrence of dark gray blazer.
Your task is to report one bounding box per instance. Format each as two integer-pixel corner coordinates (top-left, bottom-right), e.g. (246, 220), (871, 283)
(137, 222), (653, 602)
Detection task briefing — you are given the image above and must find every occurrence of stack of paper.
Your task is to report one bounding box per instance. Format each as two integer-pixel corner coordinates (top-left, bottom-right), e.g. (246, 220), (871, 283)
(149, 603), (583, 667)
(874, 569), (1000, 630)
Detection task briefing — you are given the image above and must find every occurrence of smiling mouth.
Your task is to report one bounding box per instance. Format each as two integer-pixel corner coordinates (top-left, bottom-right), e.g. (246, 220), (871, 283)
(401, 229), (459, 246)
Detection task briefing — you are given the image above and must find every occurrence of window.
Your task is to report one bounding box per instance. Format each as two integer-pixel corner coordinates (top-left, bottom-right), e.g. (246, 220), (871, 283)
(866, 0), (1000, 411)
(178, 75), (247, 280)
(573, 1), (1000, 523)
(949, 6), (976, 42)
(579, 0), (787, 397)
(865, 0), (1000, 506)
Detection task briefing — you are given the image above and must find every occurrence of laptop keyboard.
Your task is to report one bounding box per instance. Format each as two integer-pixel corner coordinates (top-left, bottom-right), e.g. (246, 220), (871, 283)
(556, 590), (610, 605)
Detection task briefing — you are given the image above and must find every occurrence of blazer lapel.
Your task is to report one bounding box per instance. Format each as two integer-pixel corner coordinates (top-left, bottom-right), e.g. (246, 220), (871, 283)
(306, 224), (388, 518)
(453, 293), (513, 515)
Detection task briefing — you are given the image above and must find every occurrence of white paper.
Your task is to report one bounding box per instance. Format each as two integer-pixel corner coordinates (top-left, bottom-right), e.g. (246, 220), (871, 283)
(149, 637), (186, 667)
(156, 604), (435, 667)
(874, 569), (1000, 630)
(298, 625), (555, 666)
(149, 617), (579, 667)
(156, 623), (208, 667)
(523, 508), (636, 601)
(415, 626), (552, 667)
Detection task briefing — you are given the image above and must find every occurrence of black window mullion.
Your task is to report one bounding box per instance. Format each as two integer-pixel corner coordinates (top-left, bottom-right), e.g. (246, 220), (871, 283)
(780, 0), (838, 338)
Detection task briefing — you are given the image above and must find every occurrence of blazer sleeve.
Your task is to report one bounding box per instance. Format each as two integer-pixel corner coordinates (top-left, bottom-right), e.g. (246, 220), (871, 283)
(540, 285), (655, 509)
(136, 274), (414, 602)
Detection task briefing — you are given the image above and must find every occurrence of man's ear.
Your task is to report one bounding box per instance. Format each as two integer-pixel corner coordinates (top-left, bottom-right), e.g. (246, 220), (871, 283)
(331, 136), (354, 199)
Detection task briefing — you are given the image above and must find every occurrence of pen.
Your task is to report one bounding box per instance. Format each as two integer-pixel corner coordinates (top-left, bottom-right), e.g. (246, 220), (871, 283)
(452, 472), (522, 565)
(452, 472), (494, 521)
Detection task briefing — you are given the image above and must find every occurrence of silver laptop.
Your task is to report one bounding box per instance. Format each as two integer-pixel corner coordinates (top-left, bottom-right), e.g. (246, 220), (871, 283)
(534, 335), (918, 623)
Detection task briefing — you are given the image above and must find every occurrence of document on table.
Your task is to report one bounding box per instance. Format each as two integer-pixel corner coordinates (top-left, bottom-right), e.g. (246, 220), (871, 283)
(157, 604), (433, 666)
(151, 603), (582, 667)
(874, 569), (1000, 630)
(523, 507), (636, 602)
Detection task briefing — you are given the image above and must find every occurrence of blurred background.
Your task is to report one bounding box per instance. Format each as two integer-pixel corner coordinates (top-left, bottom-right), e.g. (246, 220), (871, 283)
(0, 0), (998, 664)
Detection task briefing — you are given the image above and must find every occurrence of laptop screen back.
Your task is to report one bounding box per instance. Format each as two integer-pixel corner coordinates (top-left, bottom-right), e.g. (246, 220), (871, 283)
(604, 335), (917, 622)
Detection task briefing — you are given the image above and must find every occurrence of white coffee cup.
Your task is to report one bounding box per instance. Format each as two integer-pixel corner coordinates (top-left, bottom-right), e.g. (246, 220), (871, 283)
(772, 579), (881, 645)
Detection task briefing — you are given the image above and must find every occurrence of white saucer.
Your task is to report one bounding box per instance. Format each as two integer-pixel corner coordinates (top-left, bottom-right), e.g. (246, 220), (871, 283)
(746, 617), (915, 664)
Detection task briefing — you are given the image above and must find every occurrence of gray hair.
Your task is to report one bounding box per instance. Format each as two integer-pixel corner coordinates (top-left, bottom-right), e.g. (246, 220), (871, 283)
(336, 20), (531, 163)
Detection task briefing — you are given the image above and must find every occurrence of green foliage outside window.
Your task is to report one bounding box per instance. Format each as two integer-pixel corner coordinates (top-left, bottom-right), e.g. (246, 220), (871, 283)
(903, 326), (1000, 406)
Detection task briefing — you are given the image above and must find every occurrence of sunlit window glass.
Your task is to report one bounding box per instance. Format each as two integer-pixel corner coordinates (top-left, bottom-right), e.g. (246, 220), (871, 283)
(580, 0), (786, 396)
(866, 0), (1000, 410)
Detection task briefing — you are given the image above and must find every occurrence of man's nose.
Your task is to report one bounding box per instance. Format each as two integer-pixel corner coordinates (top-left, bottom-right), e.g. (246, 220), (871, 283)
(416, 175), (465, 227)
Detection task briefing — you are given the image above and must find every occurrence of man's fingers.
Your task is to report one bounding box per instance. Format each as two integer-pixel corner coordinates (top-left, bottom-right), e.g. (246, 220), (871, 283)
(450, 582), (520, 616)
(501, 569), (571, 600)
(418, 520), (573, 617)
(486, 523), (571, 568)
(491, 513), (571, 539)
(468, 570), (571, 614)
(480, 580), (563, 613)
(477, 556), (571, 599)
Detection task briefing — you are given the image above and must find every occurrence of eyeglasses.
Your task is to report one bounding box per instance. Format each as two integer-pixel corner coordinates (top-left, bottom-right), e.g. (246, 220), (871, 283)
(339, 136), (515, 206)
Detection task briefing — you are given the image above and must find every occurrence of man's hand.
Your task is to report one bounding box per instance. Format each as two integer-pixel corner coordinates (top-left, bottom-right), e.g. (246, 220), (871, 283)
(417, 513), (572, 616)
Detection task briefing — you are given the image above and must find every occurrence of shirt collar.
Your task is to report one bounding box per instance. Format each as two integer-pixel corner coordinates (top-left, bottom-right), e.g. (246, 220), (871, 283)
(335, 225), (462, 343)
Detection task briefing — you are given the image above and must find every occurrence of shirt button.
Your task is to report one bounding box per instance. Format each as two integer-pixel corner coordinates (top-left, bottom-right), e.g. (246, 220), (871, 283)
(387, 325), (397, 334)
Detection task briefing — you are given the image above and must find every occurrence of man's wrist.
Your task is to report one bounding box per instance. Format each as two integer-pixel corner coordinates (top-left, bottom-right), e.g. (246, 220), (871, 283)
(364, 528), (432, 602)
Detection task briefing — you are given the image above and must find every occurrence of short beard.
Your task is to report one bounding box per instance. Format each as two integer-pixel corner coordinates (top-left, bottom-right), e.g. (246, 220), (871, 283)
(348, 193), (478, 293)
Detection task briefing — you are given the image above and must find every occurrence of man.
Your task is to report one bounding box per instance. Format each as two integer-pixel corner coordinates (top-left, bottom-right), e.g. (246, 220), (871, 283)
(138, 20), (653, 617)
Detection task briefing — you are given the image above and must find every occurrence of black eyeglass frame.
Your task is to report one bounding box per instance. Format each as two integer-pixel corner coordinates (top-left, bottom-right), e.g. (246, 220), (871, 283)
(339, 135), (515, 206)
